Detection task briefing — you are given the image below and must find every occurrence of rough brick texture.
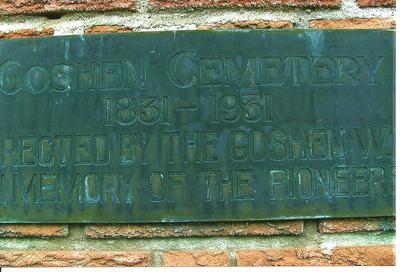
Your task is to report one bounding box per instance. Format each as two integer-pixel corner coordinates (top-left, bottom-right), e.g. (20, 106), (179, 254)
(309, 18), (395, 29)
(0, 28), (54, 39)
(0, 225), (68, 238)
(236, 245), (395, 266)
(85, 25), (134, 34)
(0, 251), (151, 267)
(163, 251), (230, 267)
(150, 0), (341, 10)
(0, 1), (136, 16)
(358, 0), (395, 7)
(86, 221), (303, 238)
(198, 20), (293, 29)
(319, 218), (395, 233)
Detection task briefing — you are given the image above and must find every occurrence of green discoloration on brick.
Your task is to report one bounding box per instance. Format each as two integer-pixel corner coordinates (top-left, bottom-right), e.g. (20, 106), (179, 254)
(380, 218), (395, 231)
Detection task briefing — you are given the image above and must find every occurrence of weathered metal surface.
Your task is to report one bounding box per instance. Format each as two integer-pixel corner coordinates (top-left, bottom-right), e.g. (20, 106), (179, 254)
(0, 30), (394, 223)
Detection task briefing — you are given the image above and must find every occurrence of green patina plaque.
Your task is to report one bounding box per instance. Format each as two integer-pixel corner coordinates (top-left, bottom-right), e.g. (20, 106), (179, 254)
(0, 30), (394, 223)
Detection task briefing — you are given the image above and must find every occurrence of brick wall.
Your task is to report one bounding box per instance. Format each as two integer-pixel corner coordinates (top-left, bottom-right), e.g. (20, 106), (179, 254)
(0, 0), (396, 267)
(0, 219), (395, 266)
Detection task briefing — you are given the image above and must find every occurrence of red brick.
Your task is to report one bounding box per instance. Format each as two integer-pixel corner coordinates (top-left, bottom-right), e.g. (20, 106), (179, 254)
(0, 1), (136, 16)
(0, 225), (68, 238)
(150, 0), (341, 10)
(86, 221), (303, 238)
(309, 18), (395, 29)
(237, 248), (329, 266)
(0, 28), (54, 39)
(85, 25), (134, 34)
(358, 0), (395, 7)
(0, 251), (151, 267)
(163, 251), (230, 267)
(198, 20), (294, 29)
(319, 217), (395, 233)
(236, 245), (395, 266)
(332, 245), (395, 266)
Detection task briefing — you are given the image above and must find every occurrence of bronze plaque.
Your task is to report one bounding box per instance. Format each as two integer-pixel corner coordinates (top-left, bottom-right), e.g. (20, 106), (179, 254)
(0, 30), (394, 222)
